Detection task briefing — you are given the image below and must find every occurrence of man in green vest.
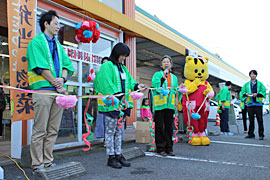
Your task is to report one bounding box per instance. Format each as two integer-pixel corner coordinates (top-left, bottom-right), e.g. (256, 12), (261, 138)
(26, 10), (74, 173)
(240, 70), (266, 140)
(216, 81), (233, 135)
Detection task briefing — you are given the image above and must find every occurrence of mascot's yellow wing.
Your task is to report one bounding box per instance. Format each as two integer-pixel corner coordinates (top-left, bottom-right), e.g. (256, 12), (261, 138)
(203, 81), (213, 96)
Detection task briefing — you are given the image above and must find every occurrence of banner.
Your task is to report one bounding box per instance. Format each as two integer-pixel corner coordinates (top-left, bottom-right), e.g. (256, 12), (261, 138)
(7, 0), (36, 122)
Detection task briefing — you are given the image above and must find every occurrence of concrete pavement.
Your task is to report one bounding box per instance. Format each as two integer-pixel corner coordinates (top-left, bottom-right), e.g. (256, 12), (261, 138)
(2, 114), (270, 179)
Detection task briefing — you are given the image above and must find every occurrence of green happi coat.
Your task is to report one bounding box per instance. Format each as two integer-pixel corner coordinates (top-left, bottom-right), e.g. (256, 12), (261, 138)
(94, 61), (137, 112)
(151, 71), (179, 112)
(240, 80), (266, 105)
(26, 32), (74, 90)
(239, 91), (247, 109)
(215, 86), (231, 109)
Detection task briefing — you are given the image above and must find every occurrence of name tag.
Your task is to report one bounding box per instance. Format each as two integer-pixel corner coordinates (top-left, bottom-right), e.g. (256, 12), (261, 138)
(120, 72), (126, 80)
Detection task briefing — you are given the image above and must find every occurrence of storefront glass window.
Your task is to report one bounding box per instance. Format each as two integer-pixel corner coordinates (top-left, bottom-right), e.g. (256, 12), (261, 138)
(81, 87), (97, 140)
(92, 37), (112, 57)
(68, 61), (79, 82)
(82, 62), (91, 83)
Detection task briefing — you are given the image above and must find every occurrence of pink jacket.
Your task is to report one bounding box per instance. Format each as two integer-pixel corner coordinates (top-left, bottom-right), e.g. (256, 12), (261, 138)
(140, 106), (152, 119)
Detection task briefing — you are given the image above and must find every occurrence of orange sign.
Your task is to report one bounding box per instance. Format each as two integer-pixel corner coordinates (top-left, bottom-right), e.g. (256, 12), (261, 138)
(7, 0), (36, 122)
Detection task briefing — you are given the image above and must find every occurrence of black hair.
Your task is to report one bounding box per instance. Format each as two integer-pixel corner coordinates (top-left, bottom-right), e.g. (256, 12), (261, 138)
(101, 57), (109, 64)
(109, 43), (130, 64)
(249, 70), (257, 76)
(39, 10), (59, 32)
(141, 98), (149, 106)
(225, 81), (232, 86)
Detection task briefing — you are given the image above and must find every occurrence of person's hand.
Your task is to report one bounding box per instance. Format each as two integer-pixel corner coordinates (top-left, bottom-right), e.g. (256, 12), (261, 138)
(56, 87), (66, 94)
(245, 93), (249, 96)
(163, 68), (169, 78)
(222, 104), (225, 110)
(253, 93), (257, 97)
(138, 84), (147, 92)
(179, 83), (185, 88)
(52, 78), (64, 88)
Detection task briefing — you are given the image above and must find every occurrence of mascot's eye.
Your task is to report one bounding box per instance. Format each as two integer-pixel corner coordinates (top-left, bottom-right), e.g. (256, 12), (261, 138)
(202, 69), (204, 73)
(195, 69), (198, 73)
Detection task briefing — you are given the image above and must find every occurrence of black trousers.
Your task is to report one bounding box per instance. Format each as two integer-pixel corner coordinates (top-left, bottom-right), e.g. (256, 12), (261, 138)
(220, 108), (229, 132)
(154, 109), (174, 153)
(247, 106), (264, 137)
(242, 106), (248, 131)
(0, 110), (3, 136)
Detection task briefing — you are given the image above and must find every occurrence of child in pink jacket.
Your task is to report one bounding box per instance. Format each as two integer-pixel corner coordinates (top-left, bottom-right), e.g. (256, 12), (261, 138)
(140, 98), (152, 121)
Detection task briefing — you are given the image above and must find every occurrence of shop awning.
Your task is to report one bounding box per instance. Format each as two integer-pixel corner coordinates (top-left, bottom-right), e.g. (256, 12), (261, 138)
(51, 0), (186, 56)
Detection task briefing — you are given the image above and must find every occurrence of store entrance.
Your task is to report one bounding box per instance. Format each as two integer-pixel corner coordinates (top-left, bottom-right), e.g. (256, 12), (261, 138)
(0, 31), (11, 163)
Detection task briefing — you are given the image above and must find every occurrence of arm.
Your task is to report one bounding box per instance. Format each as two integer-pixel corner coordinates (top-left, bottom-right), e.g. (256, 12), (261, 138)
(184, 79), (201, 94)
(41, 70), (66, 94)
(52, 69), (68, 88)
(203, 81), (214, 96)
(40, 70), (56, 83)
(257, 82), (266, 98)
(152, 72), (163, 88)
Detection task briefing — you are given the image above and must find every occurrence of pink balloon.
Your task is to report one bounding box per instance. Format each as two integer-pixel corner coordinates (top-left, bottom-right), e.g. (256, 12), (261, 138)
(56, 95), (78, 109)
(130, 92), (144, 100)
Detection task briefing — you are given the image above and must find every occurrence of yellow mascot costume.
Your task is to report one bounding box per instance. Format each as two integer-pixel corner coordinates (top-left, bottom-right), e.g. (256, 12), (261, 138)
(182, 54), (214, 146)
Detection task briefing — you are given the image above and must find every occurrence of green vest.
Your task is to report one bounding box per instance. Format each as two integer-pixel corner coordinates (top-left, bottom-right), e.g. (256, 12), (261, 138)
(240, 80), (266, 105)
(215, 86), (231, 109)
(151, 71), (179, 112)
(26, 33), (74, 90)
(94, 61), (137, 112)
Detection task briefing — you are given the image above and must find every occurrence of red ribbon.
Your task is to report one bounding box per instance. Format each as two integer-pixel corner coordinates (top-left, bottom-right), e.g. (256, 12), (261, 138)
(82, 96), (92, 151)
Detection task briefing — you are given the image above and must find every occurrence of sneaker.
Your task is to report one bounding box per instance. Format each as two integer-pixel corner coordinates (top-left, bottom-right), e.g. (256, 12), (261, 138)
(45, 163), (56, 168)
(245, 135), (255, 139)
(226, 132), (234, 136)
(32, 165), (44, 175)
(166, 152), (175, 156)
(158, 151), (167, 156)
(259, 136), (264, 140)
(243, 131), (248, 134)
(220, 132), (225, 135)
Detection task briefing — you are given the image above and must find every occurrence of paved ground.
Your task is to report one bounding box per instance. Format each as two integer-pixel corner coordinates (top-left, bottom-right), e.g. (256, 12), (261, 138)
(2, 114), (270, 180)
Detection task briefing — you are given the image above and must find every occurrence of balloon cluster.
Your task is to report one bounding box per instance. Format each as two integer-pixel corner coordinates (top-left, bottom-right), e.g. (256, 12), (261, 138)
(75, 20), (100, 43)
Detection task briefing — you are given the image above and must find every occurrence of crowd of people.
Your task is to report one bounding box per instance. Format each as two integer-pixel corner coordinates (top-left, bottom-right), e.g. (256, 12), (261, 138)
(0, 9), (262, 174)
